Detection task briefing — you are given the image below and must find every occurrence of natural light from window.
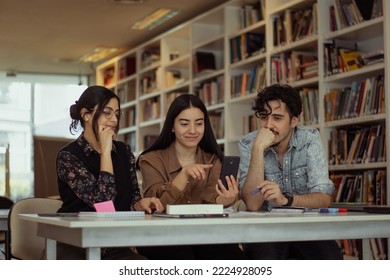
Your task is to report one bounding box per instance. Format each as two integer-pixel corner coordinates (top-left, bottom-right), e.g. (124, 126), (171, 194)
(0, 72), (88, 201)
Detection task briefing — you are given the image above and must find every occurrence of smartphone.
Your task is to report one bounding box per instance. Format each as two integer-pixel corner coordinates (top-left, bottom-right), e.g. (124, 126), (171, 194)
(219, 156), (240, 189)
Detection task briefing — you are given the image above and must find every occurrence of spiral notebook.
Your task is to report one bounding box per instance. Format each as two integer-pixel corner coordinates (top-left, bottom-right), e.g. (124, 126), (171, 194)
(78, 211), (145, 218)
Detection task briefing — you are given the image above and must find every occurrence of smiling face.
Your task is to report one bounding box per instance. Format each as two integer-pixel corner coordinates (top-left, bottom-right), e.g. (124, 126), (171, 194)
(173, 107), (205, 150)
(258, 99), (298, 149)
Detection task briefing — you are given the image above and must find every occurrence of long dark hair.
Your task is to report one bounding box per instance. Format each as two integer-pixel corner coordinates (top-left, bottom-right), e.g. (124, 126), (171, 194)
(136, 94), (224, 169)
(69, 85), (121, 139)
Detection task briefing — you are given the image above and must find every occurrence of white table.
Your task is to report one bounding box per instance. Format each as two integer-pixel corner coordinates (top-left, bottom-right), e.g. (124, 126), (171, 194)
(20, 212), (390, 260)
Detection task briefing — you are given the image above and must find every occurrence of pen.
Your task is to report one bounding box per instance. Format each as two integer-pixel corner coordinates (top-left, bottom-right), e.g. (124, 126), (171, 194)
(250, 179), (275, 195)
(250, 188), (260, 195)
(319, 208), (348, 213)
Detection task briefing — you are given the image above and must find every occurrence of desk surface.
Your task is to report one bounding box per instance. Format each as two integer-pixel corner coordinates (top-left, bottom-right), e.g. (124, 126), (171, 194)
(20, 211), (390, 227)
(20, 211), (390, 241)
(20, 212), (390, 259)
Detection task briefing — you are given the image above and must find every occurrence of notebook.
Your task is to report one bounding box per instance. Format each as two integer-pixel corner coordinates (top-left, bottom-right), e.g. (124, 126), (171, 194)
(153, 213), (229, 219)
(363, 205), (390, 214)
(78, 211), (145, 218)
(39, 211), (146, 218)
(166, 204), (223, 215)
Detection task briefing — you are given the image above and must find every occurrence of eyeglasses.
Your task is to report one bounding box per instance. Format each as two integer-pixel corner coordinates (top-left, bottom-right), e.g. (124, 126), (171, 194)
(102, 108), (122, 120)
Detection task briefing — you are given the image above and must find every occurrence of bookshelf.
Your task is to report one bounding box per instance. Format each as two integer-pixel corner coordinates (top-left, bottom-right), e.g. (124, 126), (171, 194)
(319, 0), (388, 260)
(97, 0), (389, 259)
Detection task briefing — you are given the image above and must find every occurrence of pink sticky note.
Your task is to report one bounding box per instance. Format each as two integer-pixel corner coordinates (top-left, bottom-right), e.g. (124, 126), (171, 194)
(93, 200), (116, 212)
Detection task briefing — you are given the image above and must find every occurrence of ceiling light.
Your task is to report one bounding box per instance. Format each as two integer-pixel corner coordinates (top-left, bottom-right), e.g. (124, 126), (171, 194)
(79, 47), (119, 63)
(132, 8), (180, 30)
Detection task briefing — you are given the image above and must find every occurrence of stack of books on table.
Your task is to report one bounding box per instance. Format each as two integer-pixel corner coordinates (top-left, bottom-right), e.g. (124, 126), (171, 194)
(154, 204), (228, 218)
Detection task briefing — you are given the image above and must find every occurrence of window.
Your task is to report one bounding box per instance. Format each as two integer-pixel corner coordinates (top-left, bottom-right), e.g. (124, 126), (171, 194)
(34, 83), (87, 138)
(0, 72), (88, 201)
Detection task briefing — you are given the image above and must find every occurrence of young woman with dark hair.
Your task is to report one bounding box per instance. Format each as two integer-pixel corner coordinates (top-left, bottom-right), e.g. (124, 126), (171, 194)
(136, 94), (246, 260)
(56, 85), (163, 260)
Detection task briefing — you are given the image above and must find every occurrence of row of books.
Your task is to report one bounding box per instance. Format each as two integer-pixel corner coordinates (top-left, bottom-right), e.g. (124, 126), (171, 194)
(299, 88), (319, 126)
(324, 75), (384, 122)
(196, 76), (225, 106)
(142, 97), (160, 122)
(272, 3), (317, 47)
(338, 239), (361, 259)
(270, 51), (318, 84)
(328, 124), (386, 166)
(240, 115), (259, 135)
(229, 33), (265, 64)
(360, 49), (384, 65)
(193, 51), (217, 76)
(330, 0), (383, 31)
(141, 47), (160, 69)
(331, 0), (364, 30)
(323, 43), (384, 77)
(339, 238), (388, 260)
(239, 0), (264, 29)
(103, 66), (116, 86)
(323, 42), (364, 76)
(230, 63), (266, 98)
(119, 107), (136, 128)
(117, 80), (136, 103)
(242, 115), (260, 135)
(369, 238), (388, 260)
(209, 110), (224, 140)
(331, 169), (386, 205)
(150, 67), (182, 95)
(140, 71), (158, 95)
(118, 56), (136, 80)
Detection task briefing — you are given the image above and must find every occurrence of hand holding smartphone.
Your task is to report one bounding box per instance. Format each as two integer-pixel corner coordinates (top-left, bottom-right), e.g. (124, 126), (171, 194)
(219, 156), (240, 189)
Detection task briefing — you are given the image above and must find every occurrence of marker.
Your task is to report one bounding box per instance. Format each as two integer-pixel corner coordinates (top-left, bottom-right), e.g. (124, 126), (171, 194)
(250, 188), (260, 195)
(319, 208), (348, 213)
(250, 179), (276, 195)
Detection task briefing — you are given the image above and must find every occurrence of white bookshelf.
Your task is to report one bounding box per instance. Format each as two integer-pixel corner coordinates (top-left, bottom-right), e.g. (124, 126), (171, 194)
(97, 0), (389, 258)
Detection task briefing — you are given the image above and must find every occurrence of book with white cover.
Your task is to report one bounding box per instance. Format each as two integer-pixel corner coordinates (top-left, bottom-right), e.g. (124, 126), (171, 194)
(166, 204), (223, 215)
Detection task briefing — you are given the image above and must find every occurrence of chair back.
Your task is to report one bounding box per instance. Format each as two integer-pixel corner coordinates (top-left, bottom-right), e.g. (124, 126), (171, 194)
(8, 197), (62, 259)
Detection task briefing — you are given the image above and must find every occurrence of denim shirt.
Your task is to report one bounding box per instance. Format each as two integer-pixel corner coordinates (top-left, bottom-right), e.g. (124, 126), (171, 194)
(238, 127), (334, 196)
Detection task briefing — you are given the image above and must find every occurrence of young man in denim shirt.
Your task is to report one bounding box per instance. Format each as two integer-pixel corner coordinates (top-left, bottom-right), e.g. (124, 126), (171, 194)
(238, 84), (342, 260)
